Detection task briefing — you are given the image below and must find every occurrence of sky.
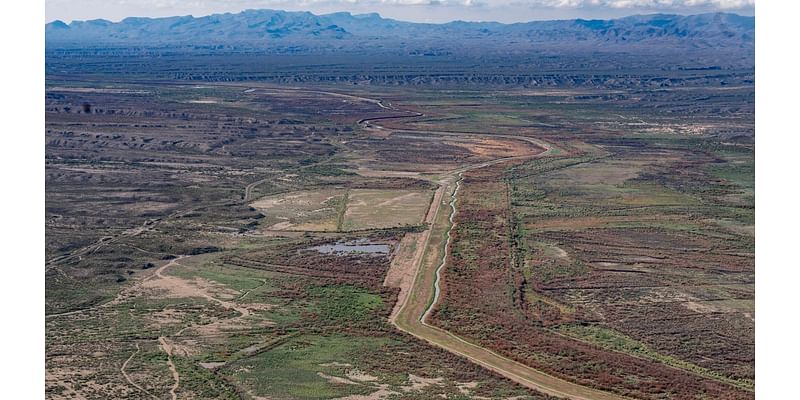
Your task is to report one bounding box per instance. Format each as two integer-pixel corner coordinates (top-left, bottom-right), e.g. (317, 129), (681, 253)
(45, 0), (755, 24)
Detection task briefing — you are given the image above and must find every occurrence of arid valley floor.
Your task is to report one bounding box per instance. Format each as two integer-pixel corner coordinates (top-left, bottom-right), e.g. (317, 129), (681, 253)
(46, 73), (754, 399)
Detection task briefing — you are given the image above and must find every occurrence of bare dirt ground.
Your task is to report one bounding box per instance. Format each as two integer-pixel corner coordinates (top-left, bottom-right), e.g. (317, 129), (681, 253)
(343, 189), (431, 231)
(252, 188), (432, 232)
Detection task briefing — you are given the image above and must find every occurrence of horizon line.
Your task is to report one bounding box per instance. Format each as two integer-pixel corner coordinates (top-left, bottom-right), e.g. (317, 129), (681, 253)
(45, 8), (753, 26)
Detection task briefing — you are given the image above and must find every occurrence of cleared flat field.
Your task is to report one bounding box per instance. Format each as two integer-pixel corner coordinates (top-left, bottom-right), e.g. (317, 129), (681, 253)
(252, 188), (432, 232)
(250, 189), (344, 231)
(342, 189), (432, 231)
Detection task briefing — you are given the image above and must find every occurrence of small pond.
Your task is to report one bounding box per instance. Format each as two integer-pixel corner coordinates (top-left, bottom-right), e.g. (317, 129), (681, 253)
(307, 240), (390, 255)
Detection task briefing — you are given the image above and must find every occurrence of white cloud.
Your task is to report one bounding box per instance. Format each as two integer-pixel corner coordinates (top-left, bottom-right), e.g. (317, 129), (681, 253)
(323, 0), (757, 7)
(479, 0), (754, 8)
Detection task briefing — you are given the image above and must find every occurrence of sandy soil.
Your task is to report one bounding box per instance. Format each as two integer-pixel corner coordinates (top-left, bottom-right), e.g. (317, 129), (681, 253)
(404, 374), (444, 391)
(347, 369), (379, 383)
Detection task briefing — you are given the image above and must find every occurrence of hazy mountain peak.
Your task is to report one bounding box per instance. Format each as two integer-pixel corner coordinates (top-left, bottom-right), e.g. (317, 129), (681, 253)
(45, 8), (753, 51)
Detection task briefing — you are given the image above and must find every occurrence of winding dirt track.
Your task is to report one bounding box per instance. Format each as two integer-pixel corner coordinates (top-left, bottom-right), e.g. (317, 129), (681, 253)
(121, 342), (159, 400)
(244, 177), (272, 202)
(158, 337), (180, 400)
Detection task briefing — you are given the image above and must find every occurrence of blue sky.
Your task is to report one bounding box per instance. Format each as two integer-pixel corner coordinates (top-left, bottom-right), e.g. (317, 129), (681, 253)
(46, 0), (755, 24)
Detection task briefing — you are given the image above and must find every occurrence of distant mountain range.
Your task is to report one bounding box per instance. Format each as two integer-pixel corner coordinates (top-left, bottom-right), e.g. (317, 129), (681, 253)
(46, 9), (754, 51)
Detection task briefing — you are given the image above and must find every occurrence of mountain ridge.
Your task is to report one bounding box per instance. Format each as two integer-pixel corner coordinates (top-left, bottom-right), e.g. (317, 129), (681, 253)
(46, 9), (754, 50)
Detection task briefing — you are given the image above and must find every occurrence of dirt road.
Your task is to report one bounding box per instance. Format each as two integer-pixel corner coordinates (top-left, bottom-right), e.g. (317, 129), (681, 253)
(244, 177), (272, 202)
